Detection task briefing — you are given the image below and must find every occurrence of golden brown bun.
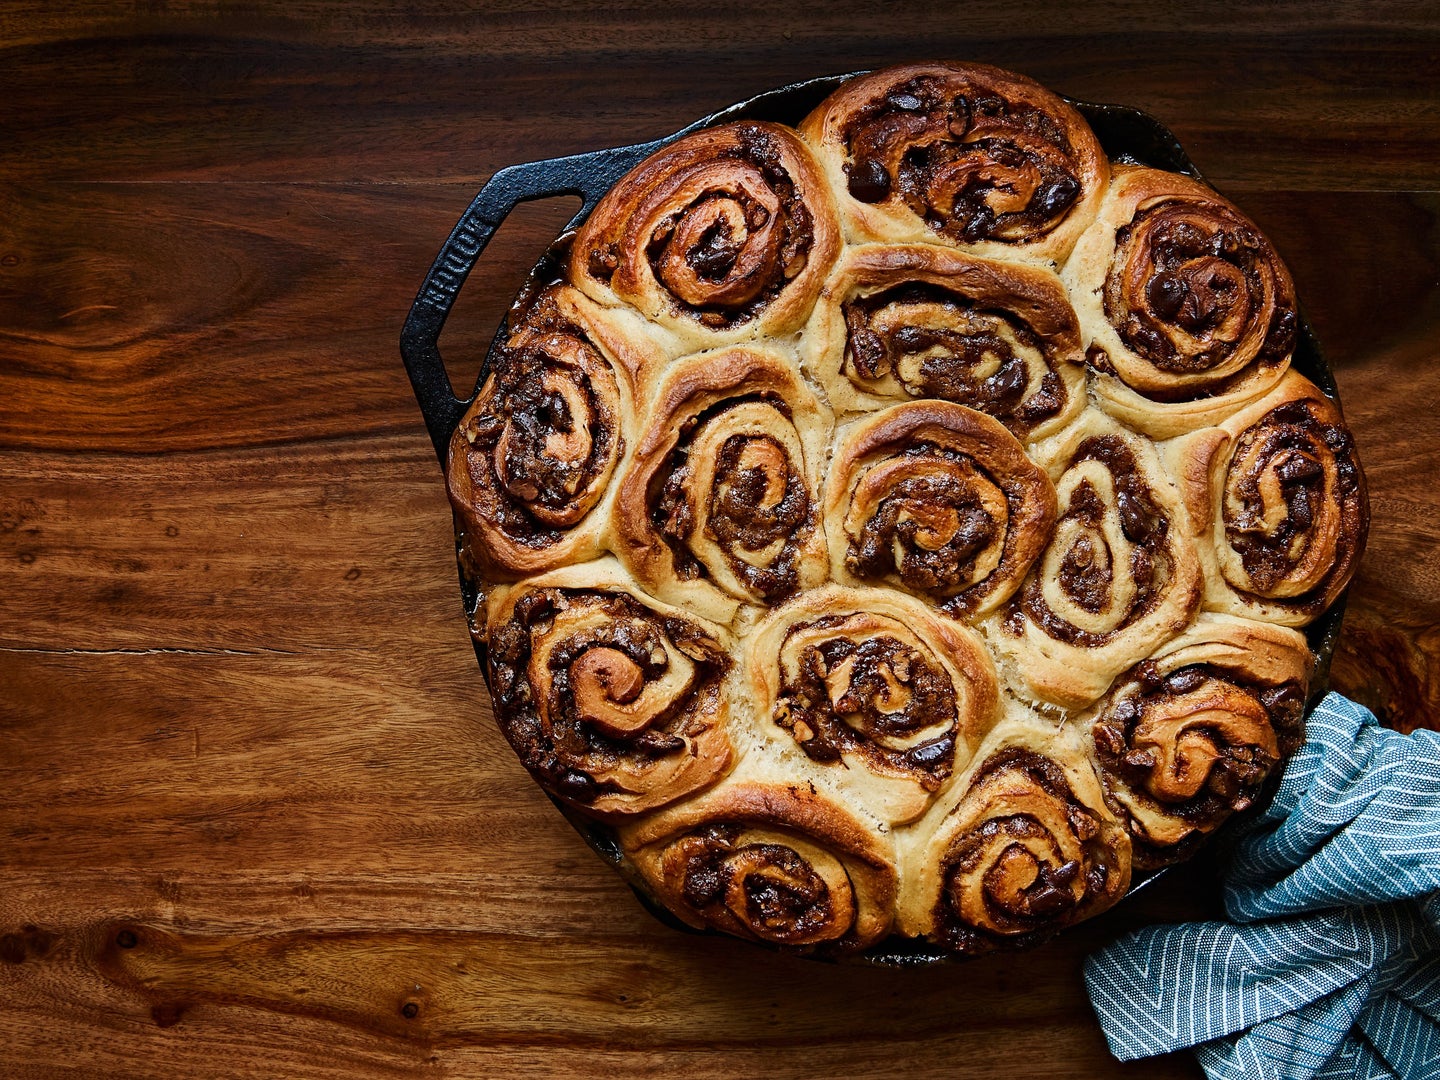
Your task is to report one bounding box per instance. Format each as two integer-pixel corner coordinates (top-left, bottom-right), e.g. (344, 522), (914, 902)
(484, 558), (736, 817)
(824, 400), (1058, 619)
(743, 584), (1000, 825)
(1063, 164), (1298, 438)
(568, 121), (842, 357)
(610, 347), (833, 626)
(899, 704), (1131, 953)
(1086, 612), (1314, 870)
(801, 243), (1086, 439)
(984, 409), (1204, 709)
(1165, 370), (1369, 626)
(799, 61), (1108, 266)
(619, 780), (898, 953)
(446, 285), (657, 578)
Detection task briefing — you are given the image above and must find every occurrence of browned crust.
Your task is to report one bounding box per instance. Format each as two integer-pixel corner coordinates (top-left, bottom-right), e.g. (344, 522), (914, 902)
(798, 61), (1108, 262)
(1169, 427), (1231, 534)
(824, 401), (1058, 618)
(620, 779), (899, 952)
(567, 120), (842, 346)
(1099, 163), (1260, 217)
(835, 398), (1052, 462)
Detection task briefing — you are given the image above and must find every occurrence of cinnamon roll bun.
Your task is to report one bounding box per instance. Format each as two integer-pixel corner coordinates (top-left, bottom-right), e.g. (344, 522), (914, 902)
(799, 61), (1108, 265)
(620, 781), (898, 953)
(447, 285), (648, 577)
(1087, 613), (1313, 870)
(485, 559), (735, 816)
(1167, 370), (1368, 627)
(612, 348), (832, 626)
(745, 585), (1000, 824)
(902, 711), (1130, 954)
(801, 244), (1086, 439)
(569, 121), (842, 356)
(824, 401), (1057, 619)
(987, 410), (1204, 709)
(1064, 164), (1298, 438)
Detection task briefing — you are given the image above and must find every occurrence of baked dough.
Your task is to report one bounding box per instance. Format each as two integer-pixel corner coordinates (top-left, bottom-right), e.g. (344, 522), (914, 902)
(446, 61), (1368, 958)
(1063, 164), (1299, 438)
(798, 61), (1109, 266)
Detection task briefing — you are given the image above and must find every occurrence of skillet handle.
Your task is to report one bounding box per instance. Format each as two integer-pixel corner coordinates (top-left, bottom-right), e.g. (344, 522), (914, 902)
(400, 138), (670, 463)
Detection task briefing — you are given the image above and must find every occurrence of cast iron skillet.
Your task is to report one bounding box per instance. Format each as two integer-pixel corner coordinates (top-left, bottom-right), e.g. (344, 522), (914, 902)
(400, 71), (1348, 966)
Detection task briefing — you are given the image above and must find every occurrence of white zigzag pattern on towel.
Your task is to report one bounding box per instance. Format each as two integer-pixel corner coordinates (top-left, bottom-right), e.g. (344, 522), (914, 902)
(1085, 694), (1440, 1079)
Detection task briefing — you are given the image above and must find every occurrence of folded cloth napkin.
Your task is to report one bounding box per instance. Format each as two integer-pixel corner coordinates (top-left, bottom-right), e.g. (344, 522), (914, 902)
(1084, 692), (1440, 1079)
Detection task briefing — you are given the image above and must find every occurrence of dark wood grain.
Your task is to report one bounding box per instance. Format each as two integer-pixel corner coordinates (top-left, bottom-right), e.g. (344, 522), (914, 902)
(3, 2), (1438, 1077)
(2, 3), (1438, 189)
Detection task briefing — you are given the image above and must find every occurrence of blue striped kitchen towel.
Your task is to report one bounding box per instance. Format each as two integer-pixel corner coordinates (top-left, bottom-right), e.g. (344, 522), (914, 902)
(1085, 692), (1440, 1079)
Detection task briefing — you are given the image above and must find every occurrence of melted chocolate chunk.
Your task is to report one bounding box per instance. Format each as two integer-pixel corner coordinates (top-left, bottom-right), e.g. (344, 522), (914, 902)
(686, 216), (743, 280)
(1146, 270), (1187, 320)
(682, 859), (725, 906)
(775, 624), (958, 785)
(1017, 436), (1172, 647)
(847, 157), (891, 202)
(841, 74), (1084, 245)
(841, 282), (1063, 436)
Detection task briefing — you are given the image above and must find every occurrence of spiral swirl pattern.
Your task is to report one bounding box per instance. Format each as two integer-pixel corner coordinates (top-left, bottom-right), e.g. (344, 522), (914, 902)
(570, 121), (841, 351)
(486, 562), (734, 816)
(1106, 193), (1294, 389)
(613, 348), (831, 623)
(622, 783), (898, 951)
(826, 401), (1056, 618)
(748, 586), (1000, 824)
(800, 62), (1107, 263)
(919, 744), (1129, 954)
(447, 286), (635, 576)
(1065, 166), (1299, 437)
(1190, 372), (1368, 626)
(992, 415), (1203, 708)
(1089, 613), (1311, 868)
(1222, 398), (1363, 605)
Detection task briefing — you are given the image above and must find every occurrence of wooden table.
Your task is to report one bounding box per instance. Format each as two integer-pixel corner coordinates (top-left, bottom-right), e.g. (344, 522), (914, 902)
(4, 4), (1437, 1076)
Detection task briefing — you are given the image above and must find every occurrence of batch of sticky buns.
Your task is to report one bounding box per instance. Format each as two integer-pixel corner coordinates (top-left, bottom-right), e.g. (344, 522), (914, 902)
(446, 61), (1368, 957)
